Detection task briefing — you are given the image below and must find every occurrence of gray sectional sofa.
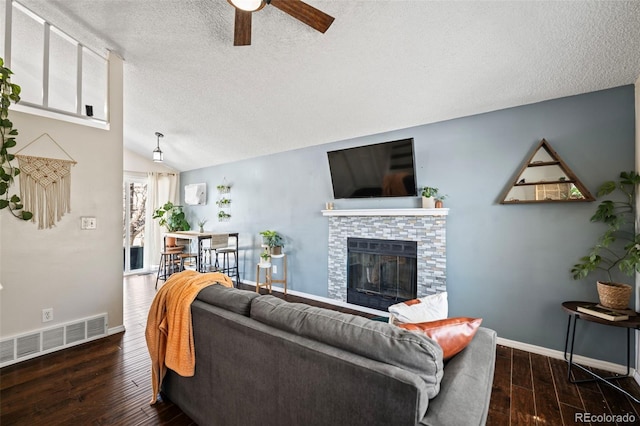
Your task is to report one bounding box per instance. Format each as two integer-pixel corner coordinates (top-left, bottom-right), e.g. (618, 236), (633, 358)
(161, 285), (497, 426)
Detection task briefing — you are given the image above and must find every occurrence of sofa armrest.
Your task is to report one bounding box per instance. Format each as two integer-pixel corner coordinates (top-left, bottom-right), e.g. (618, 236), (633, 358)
(420, 327), (497, 426)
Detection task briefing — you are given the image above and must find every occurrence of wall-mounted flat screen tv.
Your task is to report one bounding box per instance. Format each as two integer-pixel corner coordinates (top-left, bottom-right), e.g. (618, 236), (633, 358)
(327, 138), (417, 199)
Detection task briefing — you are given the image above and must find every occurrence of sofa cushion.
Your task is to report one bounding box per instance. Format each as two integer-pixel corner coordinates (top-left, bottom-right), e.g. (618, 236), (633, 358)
(196, 284), (259, 316)
(398, 317), (482, 360)
(388, 292), (448, 325)
(250, 295), (444, 399)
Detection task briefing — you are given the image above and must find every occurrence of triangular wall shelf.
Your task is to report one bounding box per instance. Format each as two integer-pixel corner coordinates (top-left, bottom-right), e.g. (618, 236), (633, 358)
(500, 139), (594, 204)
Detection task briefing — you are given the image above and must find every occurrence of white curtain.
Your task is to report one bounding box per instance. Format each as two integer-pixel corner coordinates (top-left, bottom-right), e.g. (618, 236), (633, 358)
(144, 172), (179, 270)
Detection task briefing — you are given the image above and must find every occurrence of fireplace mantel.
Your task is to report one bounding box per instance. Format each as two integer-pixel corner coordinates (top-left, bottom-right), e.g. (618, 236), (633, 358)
(321, 208), (449, 217)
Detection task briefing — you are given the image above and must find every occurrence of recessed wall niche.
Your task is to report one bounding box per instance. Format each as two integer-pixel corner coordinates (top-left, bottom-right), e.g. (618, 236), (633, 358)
(500, 139), (594, 204)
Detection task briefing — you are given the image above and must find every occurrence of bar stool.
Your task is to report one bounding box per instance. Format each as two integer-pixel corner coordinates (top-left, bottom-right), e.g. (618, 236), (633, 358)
(216, 246), (239, 286)
(155, 245), (184, 289)
(178, 252), (198, 271)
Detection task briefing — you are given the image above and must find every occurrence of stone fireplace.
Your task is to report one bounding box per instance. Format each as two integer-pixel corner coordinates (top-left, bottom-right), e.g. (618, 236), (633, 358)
(323, 208), (448, 310)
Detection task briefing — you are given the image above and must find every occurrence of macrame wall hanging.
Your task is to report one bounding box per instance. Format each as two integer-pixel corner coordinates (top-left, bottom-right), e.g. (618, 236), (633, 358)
(15, 133), (77, 229)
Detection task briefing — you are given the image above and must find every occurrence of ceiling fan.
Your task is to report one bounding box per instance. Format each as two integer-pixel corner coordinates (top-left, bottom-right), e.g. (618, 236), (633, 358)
(227, 0), (335, 46)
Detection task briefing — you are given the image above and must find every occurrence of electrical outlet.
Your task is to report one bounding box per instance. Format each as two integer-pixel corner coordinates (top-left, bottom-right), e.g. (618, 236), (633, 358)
(42, 308), (53, 322)
(272, 265), (277, 274)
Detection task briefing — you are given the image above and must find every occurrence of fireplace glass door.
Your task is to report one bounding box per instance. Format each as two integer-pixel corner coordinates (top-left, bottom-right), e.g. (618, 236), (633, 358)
(347, 238), (417, 310)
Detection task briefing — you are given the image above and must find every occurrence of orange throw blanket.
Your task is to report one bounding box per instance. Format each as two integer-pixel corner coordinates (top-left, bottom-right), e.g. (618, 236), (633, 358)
(145, 270), (233, 404)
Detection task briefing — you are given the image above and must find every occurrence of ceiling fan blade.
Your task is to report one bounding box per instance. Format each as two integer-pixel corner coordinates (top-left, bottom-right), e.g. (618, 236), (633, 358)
(270, 0), (334, 33)
(234, 9), (252, 46)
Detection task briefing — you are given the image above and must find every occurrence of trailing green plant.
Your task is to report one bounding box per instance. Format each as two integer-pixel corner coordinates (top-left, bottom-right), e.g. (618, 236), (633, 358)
(218, 210), (231, 220)
(0, 57), (32, 220)
(259, 230), (284, 248)
(152, 201), (190, 232)
(571, 171), (640, 283)
(216, 198), (231, 207)
(216, 184), (230, 193)
(421, 187), (438, 198)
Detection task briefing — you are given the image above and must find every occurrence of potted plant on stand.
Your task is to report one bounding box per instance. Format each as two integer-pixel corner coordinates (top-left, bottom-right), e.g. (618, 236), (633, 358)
(571, 171), (640, 309)
(152, 201), (191, 246)
(260, 230), (284, 255)
(259, 250), (271, 268)
(421, 187), (439, 209)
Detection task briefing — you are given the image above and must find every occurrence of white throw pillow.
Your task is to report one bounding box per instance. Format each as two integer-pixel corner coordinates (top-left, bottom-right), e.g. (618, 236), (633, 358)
(388, 292), (448, 324)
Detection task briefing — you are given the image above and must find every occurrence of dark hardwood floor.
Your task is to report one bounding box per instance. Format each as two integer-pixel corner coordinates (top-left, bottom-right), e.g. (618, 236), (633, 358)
(1, 274), (639, 425)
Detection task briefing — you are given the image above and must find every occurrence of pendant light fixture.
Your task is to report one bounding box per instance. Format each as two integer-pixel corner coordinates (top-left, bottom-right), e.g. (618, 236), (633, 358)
(153, 132), (164, 162)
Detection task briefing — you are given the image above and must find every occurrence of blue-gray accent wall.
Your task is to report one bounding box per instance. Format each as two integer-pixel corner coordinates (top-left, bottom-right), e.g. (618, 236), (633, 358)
(182, 85), (635, 364)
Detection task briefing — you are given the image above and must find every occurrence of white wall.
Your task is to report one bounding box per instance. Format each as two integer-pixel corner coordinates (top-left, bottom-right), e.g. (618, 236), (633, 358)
(0, 54), (124, 337)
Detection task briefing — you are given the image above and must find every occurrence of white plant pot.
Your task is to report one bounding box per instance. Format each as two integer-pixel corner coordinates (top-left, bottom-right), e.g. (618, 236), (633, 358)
(422, 196), (435, 209)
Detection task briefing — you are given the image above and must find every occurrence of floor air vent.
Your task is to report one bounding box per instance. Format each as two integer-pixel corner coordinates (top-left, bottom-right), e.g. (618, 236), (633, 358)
(43, 327), (64, 351)
(0, 313), (108, 367)
(1, 340), (15, 363)
(16, 334), (40, 358)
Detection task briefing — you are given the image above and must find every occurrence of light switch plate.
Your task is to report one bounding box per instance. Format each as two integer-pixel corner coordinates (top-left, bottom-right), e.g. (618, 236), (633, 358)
(81, 217), (97, 230)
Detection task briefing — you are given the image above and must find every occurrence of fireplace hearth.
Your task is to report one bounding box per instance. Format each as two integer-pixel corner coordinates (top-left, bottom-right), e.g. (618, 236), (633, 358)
(347, 237), (417, 310)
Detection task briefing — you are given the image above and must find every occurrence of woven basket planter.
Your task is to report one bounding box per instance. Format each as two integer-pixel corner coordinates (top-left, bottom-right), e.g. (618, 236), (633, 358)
(596, 281), (632, 310)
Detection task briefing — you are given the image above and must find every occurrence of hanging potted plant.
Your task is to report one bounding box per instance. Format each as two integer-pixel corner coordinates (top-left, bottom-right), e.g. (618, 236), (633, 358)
(152, 201), (190, 246)
(571, 171), (640, 309)
(421, 187), (438, 209)
(0, 57), (32, 221)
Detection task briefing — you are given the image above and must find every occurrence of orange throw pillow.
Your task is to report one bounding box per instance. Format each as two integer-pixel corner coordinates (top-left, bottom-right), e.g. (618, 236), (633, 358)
(399, 317), (482, 360)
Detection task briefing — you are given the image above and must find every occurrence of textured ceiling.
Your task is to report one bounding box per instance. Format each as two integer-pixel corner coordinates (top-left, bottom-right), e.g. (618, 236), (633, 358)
(16, 0), (640, 172)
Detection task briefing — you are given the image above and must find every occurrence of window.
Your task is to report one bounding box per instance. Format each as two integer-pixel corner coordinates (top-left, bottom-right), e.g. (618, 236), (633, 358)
(9, 3), (44, 105)
(48, 27), (78, 112)
(123, 174), (149, 273)
(3, 0), (108, 124)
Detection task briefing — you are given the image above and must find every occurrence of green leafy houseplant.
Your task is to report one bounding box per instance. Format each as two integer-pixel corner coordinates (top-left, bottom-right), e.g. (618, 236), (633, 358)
(152, 202), (190, 232)
(216, 184), (230, 193)
(260, 230), (283, 247)
(421, 187), (440, 208)
(421, 187), (439, 198)
(260, 230), (284, 255)
(0, 57), (32, 220)
(571, 171), (640, 309)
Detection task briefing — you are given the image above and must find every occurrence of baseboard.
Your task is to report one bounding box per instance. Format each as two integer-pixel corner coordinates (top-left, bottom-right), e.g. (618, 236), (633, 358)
(108, 325), (126, 335)
(497, 336), (634, 376)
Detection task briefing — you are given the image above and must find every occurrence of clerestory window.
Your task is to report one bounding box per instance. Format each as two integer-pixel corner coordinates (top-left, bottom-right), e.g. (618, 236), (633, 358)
(1, 0), (108, 125)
